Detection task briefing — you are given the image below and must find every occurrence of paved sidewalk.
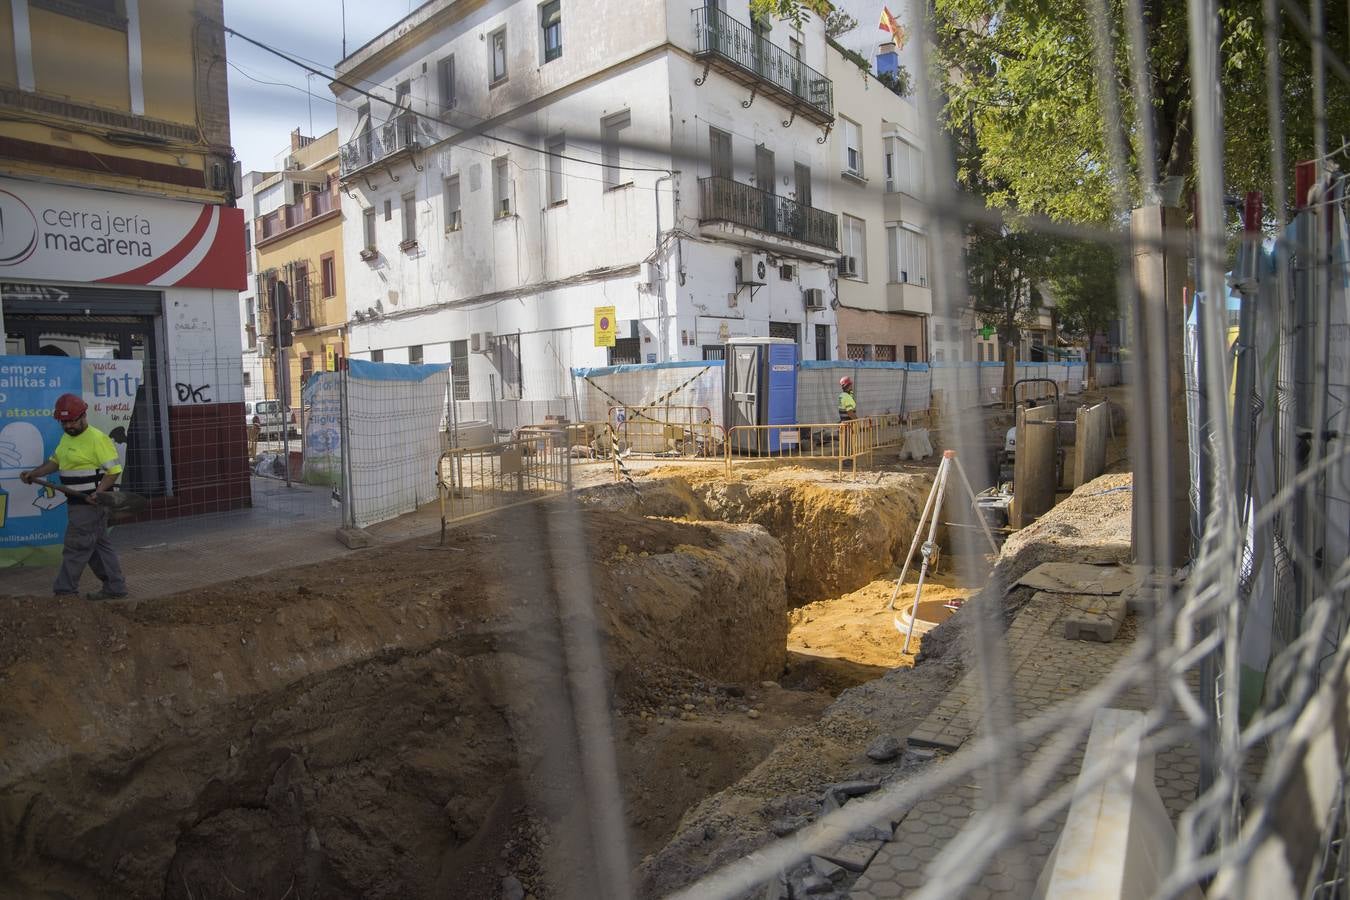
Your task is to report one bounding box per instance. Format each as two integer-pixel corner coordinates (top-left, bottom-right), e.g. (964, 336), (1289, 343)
(0, 476), (444, 601)
(849, 588), (1202, 899)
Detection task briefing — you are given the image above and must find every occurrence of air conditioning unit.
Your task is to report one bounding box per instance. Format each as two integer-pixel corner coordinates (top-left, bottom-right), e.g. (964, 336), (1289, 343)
(837, 255), (858, 277)
(736, 252), (756, 284)
(803, 288), (825, 310)
(473, 331), (495, 352)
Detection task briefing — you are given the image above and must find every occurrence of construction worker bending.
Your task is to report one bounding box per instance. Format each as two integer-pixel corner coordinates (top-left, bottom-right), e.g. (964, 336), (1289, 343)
(20, 393), (129, 600)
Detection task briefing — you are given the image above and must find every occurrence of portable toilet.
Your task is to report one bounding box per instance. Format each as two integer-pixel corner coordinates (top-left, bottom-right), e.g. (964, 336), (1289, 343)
(724, 337), (799, 453)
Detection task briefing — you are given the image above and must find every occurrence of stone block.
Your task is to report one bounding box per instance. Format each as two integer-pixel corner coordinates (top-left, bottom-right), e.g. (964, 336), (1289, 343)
(1063, 594), (1127, 642)
(336, 526), (372, 549)
(820, 839), (882, 872)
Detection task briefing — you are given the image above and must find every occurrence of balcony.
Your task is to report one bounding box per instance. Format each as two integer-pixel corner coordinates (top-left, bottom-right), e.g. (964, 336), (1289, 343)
(699, 176), (838, 252)
(692, 5), (833, 126)
(340, 112), (419, 178)
(886, 281), (933, 316)
(256, 186), (338, 245)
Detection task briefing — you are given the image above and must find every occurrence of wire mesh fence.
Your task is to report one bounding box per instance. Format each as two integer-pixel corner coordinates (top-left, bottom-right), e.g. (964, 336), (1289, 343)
(5, 0), (1350, 897)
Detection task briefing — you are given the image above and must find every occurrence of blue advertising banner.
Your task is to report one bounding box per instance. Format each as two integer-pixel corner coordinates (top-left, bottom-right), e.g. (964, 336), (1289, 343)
(0, 356), (84, 568)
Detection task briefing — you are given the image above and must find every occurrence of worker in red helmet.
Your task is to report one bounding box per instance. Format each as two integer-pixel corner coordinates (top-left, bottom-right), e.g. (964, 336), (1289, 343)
(20, 393), (129, 600)
(838, 375), (857, 422)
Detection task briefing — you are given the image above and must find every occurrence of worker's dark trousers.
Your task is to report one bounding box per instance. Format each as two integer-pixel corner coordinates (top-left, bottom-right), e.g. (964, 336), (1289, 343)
(53, 501), (127, 596)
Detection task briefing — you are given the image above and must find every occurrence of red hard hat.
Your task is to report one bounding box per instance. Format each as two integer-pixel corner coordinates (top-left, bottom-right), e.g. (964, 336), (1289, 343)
(53, 393), (88, 421)
(839, 376), (853, 389)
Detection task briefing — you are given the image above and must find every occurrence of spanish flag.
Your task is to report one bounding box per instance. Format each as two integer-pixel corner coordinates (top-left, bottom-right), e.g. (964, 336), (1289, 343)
(879, 6), (907, 47)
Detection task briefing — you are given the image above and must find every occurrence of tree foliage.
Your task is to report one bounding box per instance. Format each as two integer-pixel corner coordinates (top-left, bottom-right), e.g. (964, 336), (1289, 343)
(825, 10), (858, 39)
(932, 0), (1350, 223)
(1049, 240), (1120, 342)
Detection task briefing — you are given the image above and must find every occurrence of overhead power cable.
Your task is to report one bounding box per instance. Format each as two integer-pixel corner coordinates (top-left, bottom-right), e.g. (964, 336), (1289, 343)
(222, 25), (676, 176)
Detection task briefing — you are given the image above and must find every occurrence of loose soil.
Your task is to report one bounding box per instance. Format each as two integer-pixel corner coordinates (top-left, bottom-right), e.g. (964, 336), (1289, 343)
(1, 450), (1110, 900)
(1, 462), (942, 900)
(0, 505), (808, 899)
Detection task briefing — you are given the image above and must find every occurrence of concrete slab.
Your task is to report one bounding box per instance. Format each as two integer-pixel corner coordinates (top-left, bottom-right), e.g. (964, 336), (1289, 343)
(1062, 593), (1127, 642)
(820, 839), (883, 872)
(1015, 562), (1136, 596)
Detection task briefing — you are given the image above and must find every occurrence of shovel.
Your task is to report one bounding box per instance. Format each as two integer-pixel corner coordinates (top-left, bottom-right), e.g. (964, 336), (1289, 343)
(30, 478), (150, 518)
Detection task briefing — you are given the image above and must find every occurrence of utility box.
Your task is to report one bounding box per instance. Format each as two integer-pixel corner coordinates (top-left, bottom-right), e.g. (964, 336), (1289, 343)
(724, 337), (799, 453)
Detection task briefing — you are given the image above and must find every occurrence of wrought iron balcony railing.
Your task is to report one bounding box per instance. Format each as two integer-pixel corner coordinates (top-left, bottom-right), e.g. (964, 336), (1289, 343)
(699, 176), (838, 251)
(692, 5), (833, 124)
(339, 112), (419, 178)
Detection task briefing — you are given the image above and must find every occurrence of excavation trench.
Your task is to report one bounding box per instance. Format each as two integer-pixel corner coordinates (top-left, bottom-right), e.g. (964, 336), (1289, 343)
(0, 468), (935, 899)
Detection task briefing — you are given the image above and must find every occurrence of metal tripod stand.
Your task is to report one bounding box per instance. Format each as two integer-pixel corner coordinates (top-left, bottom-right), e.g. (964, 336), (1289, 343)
(888, 450), (1001, 654)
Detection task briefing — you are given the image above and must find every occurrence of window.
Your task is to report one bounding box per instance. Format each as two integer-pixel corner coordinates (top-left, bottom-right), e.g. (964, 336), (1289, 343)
(934, 349), (945, 362)
(451, 339), (469, 400)
(444, 176), (462, 230)
(244, 225), (252, 274)
(769, 321), (799, 344)
(243, 371), (252, 387)
(709, 127), (732, 181)
(490, 27), (508, 84)
(847, 343), (872, 362)
(384, 199), (392, 221)
(292, 263), (311, 328)
(438, 56), (456, 110)
(408, 344), (423, 366)
(395, 79), (411, 108)
(874, 344), (897, 362)
(609, 337), (641, 365)
(602, 110), (631, 189)
(842, 118), (863, 177)
(702, 345), (726, 361)
(493, 157), (512, 217)
(795, 163), (812, 208)
(888, 225), (930, 286)
(884, 145), (895, 191)
(755, 144), (775, 194)
(494, 333), (522, 398)
(841, 214), (867, 280)
(321, 253), (335, 298)
(301, 354), (314, 384)
(890, 138), (923, 196)
(402, 192), (417, 245)
(540, 0), (562, 63)
(933, 322), (944, 342)
(815, 324), (830, 361)
(903, 345), (918, 363)
(371, 349), (384, 363)
(363, 208), (377, 251)
(546, 135), (566, 205)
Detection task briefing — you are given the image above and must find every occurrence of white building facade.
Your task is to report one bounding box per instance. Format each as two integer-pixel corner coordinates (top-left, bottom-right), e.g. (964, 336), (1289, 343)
(333, 0), (844, 404)
(826, 42), (933, 363)
(237, 169), (269, 404)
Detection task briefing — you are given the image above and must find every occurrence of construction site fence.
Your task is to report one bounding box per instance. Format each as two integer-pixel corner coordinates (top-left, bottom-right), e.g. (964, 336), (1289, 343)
(560, 360), (1119, 443)
(436, 435), (574, 528)
(723, 415), (907, 475)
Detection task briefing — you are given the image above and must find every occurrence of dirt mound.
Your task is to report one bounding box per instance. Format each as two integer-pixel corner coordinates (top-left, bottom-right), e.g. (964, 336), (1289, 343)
(0, 505), (788, 899)
(578, 466), (933, 604)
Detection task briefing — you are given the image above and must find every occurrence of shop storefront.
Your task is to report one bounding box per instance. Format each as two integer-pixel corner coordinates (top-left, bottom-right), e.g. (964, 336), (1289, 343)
(0, 176), (249, 518)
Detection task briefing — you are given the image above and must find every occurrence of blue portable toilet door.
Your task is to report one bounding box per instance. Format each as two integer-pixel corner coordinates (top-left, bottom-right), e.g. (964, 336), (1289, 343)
(765, 342), (799, 452)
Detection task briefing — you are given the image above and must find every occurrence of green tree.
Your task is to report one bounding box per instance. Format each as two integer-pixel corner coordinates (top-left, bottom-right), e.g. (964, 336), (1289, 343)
(967, 226), (1058, 403)
(933, 0), (1350, 223)
(1047, 239), (1121, 387)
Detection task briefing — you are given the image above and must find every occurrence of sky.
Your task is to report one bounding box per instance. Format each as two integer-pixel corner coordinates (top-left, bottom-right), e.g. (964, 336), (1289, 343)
(222, 0), (918, 177)
(224, 0), (414, 175)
